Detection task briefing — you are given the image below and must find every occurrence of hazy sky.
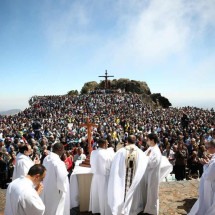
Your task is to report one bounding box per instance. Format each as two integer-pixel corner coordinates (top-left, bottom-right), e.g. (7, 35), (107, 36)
(0, 0), (215, 111)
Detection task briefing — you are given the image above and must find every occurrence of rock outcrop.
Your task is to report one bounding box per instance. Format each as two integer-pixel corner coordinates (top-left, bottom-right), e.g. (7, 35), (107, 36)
(79, 78), (172, 108)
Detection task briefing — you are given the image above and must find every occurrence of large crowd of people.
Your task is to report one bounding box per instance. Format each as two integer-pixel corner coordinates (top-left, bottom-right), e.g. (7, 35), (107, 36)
(0, 92), (215, 214)
(0, 92), (214, 188)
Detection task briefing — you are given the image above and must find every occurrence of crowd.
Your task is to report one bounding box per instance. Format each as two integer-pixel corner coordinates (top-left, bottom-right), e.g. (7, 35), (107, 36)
(0, 92), (215, 189)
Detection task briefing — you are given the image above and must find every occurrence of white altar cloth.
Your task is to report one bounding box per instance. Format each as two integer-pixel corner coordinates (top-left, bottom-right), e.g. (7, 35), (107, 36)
(70, 165), (92, 211)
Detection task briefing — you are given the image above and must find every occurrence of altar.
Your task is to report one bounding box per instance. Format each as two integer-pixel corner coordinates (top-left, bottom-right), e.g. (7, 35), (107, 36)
(70, 163), (93, 212)
(69, 117), (96, 212)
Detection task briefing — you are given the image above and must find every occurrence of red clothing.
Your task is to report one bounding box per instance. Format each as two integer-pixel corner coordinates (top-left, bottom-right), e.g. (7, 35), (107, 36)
(64, 157), (73, 171)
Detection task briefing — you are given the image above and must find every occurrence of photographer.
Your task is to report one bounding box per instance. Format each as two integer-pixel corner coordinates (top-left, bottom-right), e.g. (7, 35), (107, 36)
(32, 119), (42, 140)
(175, 141), (188, 180)
(0, 152), (7, 188)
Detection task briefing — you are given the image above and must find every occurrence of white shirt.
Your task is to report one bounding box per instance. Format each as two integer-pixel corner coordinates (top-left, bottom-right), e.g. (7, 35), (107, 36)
(74, 153), (86, 162)
(41, 152), (70, 215)
(189, 154), (215, 215)
(144, 145), (172, 215)
(89, 148), (114, 214)
(5, 176), (45, 215)
(12, 153), (34, 180)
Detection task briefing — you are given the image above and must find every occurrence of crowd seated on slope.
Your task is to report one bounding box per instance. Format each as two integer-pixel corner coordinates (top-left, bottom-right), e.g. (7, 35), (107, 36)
(0, 92), (214, 188)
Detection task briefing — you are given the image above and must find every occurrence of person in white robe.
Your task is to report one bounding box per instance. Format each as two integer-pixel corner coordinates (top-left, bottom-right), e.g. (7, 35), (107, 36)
(143, 133), (173, 215)
(5, 164), (46, 215)
(107, 140), (116, 158)
(41, 143), (70, 215)
(89, 138), (115, 215)
(12, 144), (34, 180)
(188, 139), (215, 215)
(108, 135), (148, 215)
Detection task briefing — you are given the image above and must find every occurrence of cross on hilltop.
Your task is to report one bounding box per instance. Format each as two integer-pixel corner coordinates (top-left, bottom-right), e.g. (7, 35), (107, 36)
(98, 70), (114, 89)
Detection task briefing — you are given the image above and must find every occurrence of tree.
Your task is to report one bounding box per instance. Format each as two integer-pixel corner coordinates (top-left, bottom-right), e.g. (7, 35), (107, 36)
(99, 78), (151, 94)
(80, 81), (98, 94)
(67, 90), (79, 96)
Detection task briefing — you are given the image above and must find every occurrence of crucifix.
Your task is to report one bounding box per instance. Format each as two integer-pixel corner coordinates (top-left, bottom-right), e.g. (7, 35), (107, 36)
(79, 117), (97, 167)
(98, 70), (114, 89)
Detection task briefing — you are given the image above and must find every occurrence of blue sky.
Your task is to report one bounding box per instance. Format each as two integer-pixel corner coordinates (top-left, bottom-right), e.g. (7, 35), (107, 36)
(0, 0), (215, 111)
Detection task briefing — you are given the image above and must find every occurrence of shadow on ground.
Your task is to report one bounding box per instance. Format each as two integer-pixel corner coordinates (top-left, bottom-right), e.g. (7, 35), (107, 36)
(177, 198), (197, 214)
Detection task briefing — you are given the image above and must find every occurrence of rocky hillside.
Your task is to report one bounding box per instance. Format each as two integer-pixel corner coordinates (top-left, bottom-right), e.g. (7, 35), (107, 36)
(78, 79), (172, 108)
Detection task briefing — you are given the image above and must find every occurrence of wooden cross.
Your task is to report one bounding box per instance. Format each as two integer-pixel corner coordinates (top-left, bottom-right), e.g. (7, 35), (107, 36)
(98, 70), (114, 89)
(80, 117), (97, 154)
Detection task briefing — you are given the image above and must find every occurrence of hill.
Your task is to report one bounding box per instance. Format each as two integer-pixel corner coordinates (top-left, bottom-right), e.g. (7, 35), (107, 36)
(77, 78), (172, 108)
(0, 109), (22, 116)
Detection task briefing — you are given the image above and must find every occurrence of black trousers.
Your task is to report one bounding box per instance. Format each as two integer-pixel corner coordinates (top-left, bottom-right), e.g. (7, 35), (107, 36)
(0, 172), (7, 189)
(175, 164), (186, 181)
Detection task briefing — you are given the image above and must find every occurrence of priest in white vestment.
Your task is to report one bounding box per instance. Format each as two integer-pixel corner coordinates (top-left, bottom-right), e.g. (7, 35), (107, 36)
(189, 139), (215, 215)
(41, 143), (70, 215)
(12, 144), (34, 180)
(108, 135), (148, 215)
(143, 133), (173, 215)
(5, 164), (46, 215)
(107, 141), (116, 156)
(89, 138), (115, 215)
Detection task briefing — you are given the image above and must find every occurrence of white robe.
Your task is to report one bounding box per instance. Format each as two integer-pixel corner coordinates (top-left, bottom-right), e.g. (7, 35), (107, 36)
(108, 145), (148, 215)
(144, 145), (173, 215)
(107, 147), (115, 158)
(41, 152), (70, 215)
(12, 153), (34, 181)
(89, 148), (114, 215)
(5, 176), (45, 215)
(189, 154), (215, 215)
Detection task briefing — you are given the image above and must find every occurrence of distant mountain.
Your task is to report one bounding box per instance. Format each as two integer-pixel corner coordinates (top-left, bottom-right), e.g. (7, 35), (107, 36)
(0, 109), (22, 116)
